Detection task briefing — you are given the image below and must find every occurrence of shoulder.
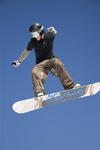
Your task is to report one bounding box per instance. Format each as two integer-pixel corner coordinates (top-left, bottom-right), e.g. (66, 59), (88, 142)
(28, 38), (36, 44)
(27, 38), (37, 51)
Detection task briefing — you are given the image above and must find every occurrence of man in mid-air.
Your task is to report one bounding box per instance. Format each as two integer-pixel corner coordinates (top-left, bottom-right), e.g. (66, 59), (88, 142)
(12, 23), (81, 97)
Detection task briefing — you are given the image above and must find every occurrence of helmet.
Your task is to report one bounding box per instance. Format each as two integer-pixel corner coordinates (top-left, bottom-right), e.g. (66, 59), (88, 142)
(29, 23), (44, 38)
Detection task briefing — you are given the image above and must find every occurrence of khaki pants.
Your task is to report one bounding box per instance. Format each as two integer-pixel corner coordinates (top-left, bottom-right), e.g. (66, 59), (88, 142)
(32, 57), (74, 96)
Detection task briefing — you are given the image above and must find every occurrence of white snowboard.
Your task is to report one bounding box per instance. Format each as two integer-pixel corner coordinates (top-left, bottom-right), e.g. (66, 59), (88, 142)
(12, 82), (100, 114)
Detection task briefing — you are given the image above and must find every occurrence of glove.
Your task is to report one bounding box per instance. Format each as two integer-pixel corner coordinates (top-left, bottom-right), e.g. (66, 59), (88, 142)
(12, 60), (21, 67)
(47, 27), (57, 34)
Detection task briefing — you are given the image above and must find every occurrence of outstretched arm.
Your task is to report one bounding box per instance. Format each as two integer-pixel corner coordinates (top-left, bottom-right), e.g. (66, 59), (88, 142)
(18, 49), (30, 62)
(12, 49), (31, 67)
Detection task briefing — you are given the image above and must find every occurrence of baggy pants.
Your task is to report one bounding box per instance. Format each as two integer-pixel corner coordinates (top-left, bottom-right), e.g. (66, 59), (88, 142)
(32, 57), (74, 96)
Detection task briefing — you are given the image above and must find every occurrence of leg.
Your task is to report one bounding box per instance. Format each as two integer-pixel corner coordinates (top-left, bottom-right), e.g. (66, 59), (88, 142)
(49, 58), (74, 90)
(32, 60), (49, 96)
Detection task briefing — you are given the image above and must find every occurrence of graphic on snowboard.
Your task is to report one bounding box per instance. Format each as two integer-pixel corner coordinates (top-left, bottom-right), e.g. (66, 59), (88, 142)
(12, 82), (100, 114)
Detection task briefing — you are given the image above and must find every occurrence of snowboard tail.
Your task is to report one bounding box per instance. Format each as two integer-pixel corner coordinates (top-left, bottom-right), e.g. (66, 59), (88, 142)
(12, 82), (100, 114)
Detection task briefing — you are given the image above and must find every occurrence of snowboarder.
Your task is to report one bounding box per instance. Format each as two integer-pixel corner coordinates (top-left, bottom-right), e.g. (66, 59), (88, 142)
(12, 23), (81, 97)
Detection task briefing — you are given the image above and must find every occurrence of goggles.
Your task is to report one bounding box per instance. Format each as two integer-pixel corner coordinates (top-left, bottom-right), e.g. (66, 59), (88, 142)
(31, 26), (44, 38)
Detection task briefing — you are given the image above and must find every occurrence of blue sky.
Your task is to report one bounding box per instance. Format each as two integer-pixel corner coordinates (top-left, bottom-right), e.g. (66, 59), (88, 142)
(0, 0), (100, 150)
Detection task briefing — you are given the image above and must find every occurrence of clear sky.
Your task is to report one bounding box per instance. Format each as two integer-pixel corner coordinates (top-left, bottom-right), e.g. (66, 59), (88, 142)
(0, 0), (100, 150)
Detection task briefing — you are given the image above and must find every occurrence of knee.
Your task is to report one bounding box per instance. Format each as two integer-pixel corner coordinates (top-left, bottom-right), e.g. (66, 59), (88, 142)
(32, 66), (38, 75)
(53, 58), (64, 68)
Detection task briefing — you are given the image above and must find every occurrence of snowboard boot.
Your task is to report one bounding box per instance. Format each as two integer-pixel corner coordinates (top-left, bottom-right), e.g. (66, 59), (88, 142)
(36, 91), (45, 97)
(68, 82), (81, 90)
(73, 82), (81, 89)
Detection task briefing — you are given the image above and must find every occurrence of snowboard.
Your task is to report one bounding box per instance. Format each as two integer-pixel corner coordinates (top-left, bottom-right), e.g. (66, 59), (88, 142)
(12, 82), (100, 114)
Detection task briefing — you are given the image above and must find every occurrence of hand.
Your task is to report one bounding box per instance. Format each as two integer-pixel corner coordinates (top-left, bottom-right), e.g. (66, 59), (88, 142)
(12, 60), (21, 67)
(47, 27), (54, 32)
(47, 27), (57, 34)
